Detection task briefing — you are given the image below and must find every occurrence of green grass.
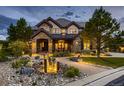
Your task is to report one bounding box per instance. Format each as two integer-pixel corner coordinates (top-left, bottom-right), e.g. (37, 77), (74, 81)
(82, 57), (124, 68)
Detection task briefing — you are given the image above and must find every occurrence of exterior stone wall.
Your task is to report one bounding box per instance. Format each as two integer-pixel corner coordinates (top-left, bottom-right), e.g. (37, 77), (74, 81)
(39, 23), (51, 32)
(48, 21), (61, 34)
(67, 25), (78, 34)
(32, 32), (52, 53)
(72, 37), (81, 52)
(67, 25), (79, 34)
(48, 39), (53, 53)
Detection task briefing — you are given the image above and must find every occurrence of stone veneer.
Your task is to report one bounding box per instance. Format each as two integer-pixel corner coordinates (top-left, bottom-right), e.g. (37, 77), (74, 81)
(32, 32), (52, 53)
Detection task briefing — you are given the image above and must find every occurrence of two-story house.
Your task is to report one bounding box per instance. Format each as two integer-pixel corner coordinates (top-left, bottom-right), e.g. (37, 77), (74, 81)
(31, 17), (90, 53)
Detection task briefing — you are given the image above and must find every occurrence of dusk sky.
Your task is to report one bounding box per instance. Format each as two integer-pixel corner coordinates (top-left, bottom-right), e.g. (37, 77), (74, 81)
(1, 6), (124, 40)
(1, 6), (124, 24)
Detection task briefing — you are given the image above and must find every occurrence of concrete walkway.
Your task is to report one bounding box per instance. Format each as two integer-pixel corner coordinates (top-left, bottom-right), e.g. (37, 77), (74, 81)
(56, 57), (112, 76)
(65, 67), (124, 86)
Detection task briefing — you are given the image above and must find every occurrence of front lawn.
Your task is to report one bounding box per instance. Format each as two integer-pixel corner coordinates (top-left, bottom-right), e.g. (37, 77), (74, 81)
(81, 57), (124, 68)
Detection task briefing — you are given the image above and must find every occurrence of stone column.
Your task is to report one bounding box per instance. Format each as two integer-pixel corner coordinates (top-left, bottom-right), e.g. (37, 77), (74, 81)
(48, 39), (53, 53)
(32, 39), (37, 53)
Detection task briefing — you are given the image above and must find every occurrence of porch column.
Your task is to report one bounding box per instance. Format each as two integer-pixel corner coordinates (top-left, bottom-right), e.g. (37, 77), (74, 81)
(32, 39), (37, 53)
(48, 39), (53, 53)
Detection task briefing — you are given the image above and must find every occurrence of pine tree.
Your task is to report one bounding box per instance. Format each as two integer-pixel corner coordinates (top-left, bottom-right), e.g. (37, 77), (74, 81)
(7, 23), (17, 41)
(84, 7), (120, 57)
(7, 18), (32, 42)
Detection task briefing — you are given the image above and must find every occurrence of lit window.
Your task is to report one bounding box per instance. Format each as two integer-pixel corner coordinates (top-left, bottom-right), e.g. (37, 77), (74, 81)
(68, 28), (77, 34)
(53, 28), (60, 34)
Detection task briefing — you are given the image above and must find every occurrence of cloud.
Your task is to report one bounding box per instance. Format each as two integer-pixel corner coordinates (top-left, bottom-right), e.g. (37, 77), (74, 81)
(62, 11), (74, 17)
(75, 15), (81, 18)
(0, 35), (7, 40)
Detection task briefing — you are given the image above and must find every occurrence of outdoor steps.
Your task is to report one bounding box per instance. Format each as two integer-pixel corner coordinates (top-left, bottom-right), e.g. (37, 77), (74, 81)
(65, 67), (124, 86)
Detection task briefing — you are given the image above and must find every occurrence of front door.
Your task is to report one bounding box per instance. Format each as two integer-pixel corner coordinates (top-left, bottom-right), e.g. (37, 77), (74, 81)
(37, 39), (48, 53)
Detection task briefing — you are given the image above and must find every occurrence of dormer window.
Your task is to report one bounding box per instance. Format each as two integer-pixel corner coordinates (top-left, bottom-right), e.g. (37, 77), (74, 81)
(52, 28), (61, 34)
(68, 28), (77, 34)
(61, 29), (66, 35)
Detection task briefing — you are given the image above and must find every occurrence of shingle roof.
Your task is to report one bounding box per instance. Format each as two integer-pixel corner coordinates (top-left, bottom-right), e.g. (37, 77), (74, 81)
(36, 17), (85, 29)
(32, 28), (52, 38)
(56, 18), (85, 28)
(76, 22), (85, 28)
(56, 18), (71, 27)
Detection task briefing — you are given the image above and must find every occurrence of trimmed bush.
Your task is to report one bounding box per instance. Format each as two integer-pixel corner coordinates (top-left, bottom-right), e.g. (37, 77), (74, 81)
(53, 51), (71, 57)
(64, 69), (75, 78)
(64, 66), (80, 78)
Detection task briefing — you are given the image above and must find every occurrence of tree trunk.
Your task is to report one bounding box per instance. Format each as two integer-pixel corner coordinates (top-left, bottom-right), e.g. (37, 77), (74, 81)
(96, 38), (101, 58)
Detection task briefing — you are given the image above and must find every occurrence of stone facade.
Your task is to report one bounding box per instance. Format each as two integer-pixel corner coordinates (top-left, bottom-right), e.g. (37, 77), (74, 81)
(32, 32), (52, 53)
(31, 17), (86, 53)
(72, 37), (82, 52)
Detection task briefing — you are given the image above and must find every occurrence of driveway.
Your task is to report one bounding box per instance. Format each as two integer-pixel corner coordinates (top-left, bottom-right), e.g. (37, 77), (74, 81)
(56, 57), (112, 76)
(109, 52), (124, 57)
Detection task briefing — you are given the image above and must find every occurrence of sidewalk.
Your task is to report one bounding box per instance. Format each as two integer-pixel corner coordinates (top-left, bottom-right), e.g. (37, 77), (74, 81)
(65, 67), (124, 86)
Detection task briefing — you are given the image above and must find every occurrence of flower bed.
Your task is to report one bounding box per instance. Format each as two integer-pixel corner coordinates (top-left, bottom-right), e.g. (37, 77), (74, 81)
(8, 63), (87, 86)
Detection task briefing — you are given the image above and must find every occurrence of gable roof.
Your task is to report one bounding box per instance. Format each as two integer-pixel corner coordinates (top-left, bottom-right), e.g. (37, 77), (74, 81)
(36, 19), (53, 27)
(36, 17), (84, 29)
(36, 17), (63, 28)
(56, 18), (71, 27)
(66, 21), (82, 29)
(32, 28), (52, 39)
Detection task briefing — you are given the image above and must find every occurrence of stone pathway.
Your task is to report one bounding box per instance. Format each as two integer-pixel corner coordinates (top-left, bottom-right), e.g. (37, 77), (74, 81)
(56, 57), (112, 76)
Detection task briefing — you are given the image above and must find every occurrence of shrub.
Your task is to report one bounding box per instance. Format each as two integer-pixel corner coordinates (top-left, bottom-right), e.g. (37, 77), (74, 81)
(12, 60), (22, 68)
(81, 50), (91, 55)
(64, 69), (75, 78)
(64, 66), (80, 78)
(0, 50), (8, 62)
(12, 58), (29, 68)
(8, 41), (28, 58)
(53, 51), (71, 57)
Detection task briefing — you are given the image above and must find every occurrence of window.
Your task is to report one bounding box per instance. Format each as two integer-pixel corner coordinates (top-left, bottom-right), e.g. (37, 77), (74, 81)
(52, 28), (61, 34)
(61, 29), (66, 35)
(68, 28), (77, 34)
(55, 40), (68, 51)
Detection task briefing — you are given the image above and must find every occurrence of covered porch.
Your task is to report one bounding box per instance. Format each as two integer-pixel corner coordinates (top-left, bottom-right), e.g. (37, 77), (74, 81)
(52, 39), (73, 52)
